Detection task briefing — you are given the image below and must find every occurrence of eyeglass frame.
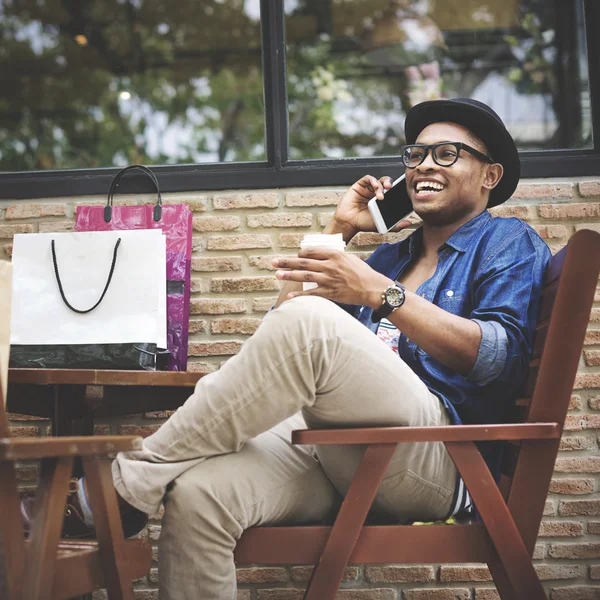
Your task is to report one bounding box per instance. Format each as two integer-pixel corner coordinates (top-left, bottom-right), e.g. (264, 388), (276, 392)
(400, 142), (494, 169)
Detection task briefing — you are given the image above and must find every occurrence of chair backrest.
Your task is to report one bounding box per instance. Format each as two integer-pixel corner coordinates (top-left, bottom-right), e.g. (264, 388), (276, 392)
(0, 261), (12, 438)
(498, 229), (600, 551)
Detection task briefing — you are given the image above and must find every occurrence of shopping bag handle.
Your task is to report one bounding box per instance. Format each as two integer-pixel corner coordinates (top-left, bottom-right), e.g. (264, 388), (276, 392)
(51, 238), (122, 314)
(105, 164), (162, 223)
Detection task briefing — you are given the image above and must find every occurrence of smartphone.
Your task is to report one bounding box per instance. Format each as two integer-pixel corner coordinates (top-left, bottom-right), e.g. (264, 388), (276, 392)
(367, 174), (413, 234)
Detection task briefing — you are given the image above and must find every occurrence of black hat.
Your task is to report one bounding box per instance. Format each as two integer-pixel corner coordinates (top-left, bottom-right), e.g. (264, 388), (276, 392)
(404, 98), (520, 207)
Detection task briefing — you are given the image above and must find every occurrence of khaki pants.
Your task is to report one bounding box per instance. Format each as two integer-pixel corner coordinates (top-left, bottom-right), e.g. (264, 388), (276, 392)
(112, 297), (458, 600)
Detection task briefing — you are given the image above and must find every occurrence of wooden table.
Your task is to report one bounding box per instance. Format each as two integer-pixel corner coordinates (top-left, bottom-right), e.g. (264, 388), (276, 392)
(7, 368), (201, 436)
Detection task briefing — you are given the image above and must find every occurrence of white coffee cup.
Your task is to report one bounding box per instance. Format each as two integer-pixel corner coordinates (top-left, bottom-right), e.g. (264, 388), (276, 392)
(299, 233), (346, 290)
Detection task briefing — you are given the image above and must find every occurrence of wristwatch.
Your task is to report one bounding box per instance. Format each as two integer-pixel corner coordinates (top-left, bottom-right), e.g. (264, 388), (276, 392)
(371, 282), (406, 322)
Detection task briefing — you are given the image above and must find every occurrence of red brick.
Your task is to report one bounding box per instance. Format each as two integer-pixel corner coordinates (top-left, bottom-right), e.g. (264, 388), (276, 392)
(192, 257), (242, 272)
(590, 309), (600, 323)
(132, 591), (158, 600)
(589, 522), (600, 534)
(5, 203), (67, 220)
(579, 182), (600, 197)
(211, 318), (262, 335)
(546, 499), (557, 516)
(117, 425), (160, 437)
(534, 543), (548, 559)
(559, 500), (600, 516)
(279, 233), (305, 248)
(513, 183), (573, 199)
(589, 396), (600, 410)
(584, 350), (600, 366)
(257, 591), (304, 600)
(237, 591), (252, 600)
(248, 213), (313, 228)
(188, 341), (243, 357)
(188, 320), (208, 334)
(335, 592), (396, 600)
(211, 276), (279, 293)
(165, 196), (208, 212)
(536, 564), (581, 580)
(564, 415), (600, 431)
(190, 298), (246, 315)
(285, 190), (342, 207)
(10, 426), (40, 437)
(213, 192), (279, 210)
(144, 411), (176, 419)
(248, 255), (289, 271)
(439, 565), (491, 582)
(549, 543), (600, 559)
(550, 586), (600, 599)
(474, 590), (499, 600)
(365, 566), (435, 583)
(3, 244), (11, 257)
(236, 567), (288, 583)
(555, 457), (600, 473)
(535, 224), (569, 239)
(252, 297), (279, 313)
(489, 204), (534, 219)
(404, 590), (470, 600)
(94, 425), (110, 436)
(591, 565), (600, 579)
(38, 221), (75, 233)
(569, 396), (583, 411)
(573, 373), (600, 390)
(16, 464), (39, 481)
(186, 362), (216, 375)
(538, 203), (600, 219)
(190, 278), (207, 293)
(193, 216), (240, 232)
(0, 224), (34, 238)
(559, 434), (593, 451)
(319, 212), (334, 227)
(585, 331), (600, 346)
(291, 566), (359, 582)
(538, 521), (584, 537)
(549, 478), (595, 495)
(207, 234), (272, 251)
(350, 231), (411, 247)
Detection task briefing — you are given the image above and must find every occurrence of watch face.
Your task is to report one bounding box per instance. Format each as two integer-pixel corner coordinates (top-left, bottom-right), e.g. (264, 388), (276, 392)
(385, 286), (404, 307)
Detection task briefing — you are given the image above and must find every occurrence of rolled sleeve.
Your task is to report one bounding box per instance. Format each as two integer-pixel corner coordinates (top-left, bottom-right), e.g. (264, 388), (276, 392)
(467, 319), (508, 386)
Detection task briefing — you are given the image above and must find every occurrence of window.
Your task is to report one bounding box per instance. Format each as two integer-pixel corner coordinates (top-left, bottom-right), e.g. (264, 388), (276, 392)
(0, 0), (598, 199)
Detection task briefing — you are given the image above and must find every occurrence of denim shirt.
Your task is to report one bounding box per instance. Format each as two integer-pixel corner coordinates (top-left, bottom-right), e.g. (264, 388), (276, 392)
(344, 211), (551, 432)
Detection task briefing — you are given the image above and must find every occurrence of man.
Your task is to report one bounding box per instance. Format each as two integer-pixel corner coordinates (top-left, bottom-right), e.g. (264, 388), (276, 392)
(23, 99), (551, 599)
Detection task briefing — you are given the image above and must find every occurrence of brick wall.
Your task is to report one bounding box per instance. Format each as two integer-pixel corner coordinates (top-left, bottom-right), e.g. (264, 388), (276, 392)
(1, 177), (600, 600)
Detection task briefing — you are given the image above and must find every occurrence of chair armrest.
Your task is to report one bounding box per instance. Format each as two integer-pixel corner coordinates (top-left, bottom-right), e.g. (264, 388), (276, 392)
(291, 422), (560, 445)
(0, 435), (143, 460)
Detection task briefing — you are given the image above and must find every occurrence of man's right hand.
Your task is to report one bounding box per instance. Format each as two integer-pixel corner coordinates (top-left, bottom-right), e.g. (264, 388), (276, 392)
(323, 174), (412, 243)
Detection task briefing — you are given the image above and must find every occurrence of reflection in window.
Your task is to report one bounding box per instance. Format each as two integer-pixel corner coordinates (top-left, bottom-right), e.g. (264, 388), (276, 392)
(0, 0), (265, 171)
(285, 0), (591, 160)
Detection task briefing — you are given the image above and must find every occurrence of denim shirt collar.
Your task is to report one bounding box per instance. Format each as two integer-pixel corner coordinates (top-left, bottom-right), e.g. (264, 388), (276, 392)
(404, 210), (493, 258)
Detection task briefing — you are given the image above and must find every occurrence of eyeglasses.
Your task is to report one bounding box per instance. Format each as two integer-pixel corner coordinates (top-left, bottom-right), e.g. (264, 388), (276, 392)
(400, 142), (494, 169)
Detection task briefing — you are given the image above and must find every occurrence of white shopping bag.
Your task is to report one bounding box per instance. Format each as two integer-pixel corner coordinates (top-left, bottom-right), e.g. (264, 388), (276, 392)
(10, 230), (166, 368)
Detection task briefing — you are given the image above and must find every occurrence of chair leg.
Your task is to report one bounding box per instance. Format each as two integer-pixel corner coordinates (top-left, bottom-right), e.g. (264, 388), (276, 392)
(0, 461), (26, 600)
(304, 444), (396, 600)
(446, 442), (546, 600)
(23, 456), (75, 600)
(82, 455), (135, 600)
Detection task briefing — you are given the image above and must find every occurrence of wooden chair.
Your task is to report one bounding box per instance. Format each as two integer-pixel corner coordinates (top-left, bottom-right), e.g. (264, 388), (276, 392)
(235, 228), (600, 600)
(0, 261), (152, 600)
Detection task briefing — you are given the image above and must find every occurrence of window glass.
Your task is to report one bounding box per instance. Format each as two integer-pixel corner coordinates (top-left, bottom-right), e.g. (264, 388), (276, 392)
(285, 0), (592, 160)
(0, 0), (264, 171)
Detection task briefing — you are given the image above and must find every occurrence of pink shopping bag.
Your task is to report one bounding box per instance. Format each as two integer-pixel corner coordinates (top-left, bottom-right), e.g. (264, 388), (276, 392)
(75, 165), (192, 371)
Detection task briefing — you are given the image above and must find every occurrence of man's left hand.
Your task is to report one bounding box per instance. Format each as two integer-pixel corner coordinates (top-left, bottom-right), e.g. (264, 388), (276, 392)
(273, 248), (391, 308)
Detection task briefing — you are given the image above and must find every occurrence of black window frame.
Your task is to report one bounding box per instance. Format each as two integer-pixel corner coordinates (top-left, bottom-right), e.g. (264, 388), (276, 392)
(0, 0), (598, 200)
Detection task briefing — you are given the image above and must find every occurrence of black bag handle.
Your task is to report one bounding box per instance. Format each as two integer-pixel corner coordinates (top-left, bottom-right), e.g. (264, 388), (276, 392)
(105, 164), (162, 223)
(51, 237), (122, 314)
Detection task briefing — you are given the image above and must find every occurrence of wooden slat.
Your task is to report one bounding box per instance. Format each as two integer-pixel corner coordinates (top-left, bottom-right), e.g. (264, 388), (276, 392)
(83, 456), (135, 599)
(24, 456), (75, 600)
(8, 368), (200, 387)
(304, 444), (396, 599)
(52, 539), (152, 599)
(292, 423), (560, 445)
(446, 442), (546, 600)
(234, 523), (492, 565)
(0, 435), (143, 460)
